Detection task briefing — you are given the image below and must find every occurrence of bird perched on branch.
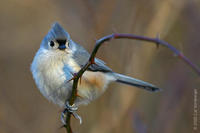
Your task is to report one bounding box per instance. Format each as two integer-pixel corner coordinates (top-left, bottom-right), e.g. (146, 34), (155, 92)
(31, 22), (161, 124)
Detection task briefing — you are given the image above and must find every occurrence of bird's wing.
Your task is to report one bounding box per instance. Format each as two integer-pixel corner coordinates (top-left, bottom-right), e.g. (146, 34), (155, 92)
(88, 58), (112, 72)
(72, 46), (112, 73)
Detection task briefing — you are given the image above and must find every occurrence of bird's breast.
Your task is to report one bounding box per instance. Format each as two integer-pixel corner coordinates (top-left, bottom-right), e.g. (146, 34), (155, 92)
(31, 51), (69, 99)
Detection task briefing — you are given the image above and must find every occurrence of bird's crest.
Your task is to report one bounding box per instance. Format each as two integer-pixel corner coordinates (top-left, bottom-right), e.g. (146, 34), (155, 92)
(48, 22), (70, 40)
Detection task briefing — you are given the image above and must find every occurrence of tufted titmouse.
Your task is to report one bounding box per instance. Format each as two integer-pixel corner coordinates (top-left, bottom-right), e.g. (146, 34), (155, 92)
(31, 23), (161, 122)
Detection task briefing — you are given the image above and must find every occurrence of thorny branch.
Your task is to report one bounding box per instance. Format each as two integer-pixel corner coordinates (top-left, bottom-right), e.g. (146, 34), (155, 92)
(64, 33), (200, 133)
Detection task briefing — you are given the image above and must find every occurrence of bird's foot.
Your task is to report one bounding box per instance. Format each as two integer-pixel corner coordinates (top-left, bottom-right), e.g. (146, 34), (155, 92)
(61, 101), (82, 125)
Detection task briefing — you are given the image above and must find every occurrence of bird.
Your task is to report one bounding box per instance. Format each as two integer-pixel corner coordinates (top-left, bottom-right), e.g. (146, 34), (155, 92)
(31, 22), (161, 124)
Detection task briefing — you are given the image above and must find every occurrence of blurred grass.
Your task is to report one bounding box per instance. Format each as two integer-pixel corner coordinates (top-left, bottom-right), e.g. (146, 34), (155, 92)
(0, 0), (199, 133)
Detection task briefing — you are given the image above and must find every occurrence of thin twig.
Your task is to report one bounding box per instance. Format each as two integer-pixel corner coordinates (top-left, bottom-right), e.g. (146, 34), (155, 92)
(64, 33), (200, 133)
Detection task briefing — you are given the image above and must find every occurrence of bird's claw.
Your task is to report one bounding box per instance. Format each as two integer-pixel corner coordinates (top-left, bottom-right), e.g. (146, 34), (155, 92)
(72, 111), (82, 124)
(61, 101), (82, 125)
(65, 101), (78, 112)
(61, 111), (67, 125)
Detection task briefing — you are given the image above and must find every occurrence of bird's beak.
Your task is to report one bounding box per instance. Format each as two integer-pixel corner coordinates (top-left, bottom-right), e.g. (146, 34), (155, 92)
(58, 44), (66, 50)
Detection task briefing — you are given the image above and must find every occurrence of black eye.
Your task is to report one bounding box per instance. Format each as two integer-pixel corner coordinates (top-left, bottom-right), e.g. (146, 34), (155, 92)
(49, 41), (55, 47)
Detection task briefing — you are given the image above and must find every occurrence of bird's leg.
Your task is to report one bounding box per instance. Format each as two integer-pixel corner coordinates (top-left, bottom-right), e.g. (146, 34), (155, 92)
(61, 101), (82, 125)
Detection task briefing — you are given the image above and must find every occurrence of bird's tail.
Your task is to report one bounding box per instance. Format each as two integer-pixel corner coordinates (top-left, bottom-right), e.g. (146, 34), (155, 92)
(112, 73), (161, 92)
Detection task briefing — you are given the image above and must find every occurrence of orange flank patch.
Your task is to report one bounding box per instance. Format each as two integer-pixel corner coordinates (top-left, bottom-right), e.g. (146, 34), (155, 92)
(78, 71), (106, 92)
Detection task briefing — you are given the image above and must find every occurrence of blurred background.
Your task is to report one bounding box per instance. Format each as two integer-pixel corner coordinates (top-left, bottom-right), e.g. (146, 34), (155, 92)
(0, 0), (200, 133)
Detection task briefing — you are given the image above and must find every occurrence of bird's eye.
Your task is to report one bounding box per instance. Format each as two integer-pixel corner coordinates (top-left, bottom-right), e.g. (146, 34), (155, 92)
(49, 41), (55, 47)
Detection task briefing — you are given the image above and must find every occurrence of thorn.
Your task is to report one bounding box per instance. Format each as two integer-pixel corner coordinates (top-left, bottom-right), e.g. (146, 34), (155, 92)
(66, 77), (74, 83)
(178, 42), (184, 55)
(90, 58), (96, 65)
(67, 72), (78, 83)
(112, 33), (116, 39)
(79, 76), (82, 84)
(76, 93), (83, 99)
(71, 72), (78, 77)
(156, 33), (160, 49)
(111, 26), (118, 33)
(59, 124), (65, 129)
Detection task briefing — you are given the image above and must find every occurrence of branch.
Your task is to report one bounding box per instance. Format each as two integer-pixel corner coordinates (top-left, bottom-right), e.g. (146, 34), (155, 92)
(64, 33), (200, 132)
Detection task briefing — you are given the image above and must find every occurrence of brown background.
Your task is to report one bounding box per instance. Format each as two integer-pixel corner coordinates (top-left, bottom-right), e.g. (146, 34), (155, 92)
(0, 0), (200, 133)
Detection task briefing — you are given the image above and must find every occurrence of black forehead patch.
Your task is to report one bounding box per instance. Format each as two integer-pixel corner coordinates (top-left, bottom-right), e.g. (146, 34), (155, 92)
(56, 39), (66, 45)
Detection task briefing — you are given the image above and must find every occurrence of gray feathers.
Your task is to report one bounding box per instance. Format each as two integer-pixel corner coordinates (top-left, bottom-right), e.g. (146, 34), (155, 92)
(113, 73), (161, 92)
(87, 59), (112, 72)
(71, 41), (112, 72)
(72, 46), (113, 73)
(48, 22), (161, 92)
(49, 22), (70, 40)
(41, 22), (161, 93)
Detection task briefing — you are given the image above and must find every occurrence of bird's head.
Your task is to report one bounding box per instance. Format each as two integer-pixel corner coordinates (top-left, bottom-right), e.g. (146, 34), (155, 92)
(41, 22), (73, 54)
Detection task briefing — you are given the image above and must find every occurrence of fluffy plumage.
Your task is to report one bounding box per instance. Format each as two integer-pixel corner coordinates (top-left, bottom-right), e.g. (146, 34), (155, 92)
(31, 22), (161, 107)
